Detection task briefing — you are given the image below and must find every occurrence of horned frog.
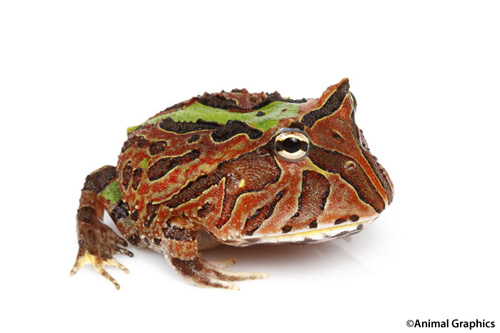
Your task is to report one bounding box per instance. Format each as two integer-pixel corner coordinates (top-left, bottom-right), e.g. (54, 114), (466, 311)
(70, 79), (393, 290)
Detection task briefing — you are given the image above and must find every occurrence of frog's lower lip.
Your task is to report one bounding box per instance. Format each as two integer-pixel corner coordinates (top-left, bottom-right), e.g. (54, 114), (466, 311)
(226, 216), (378, 246)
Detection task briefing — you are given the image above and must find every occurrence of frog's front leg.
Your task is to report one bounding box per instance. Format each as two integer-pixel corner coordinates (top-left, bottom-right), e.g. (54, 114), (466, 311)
(162, 218), (267, 290)
(70, 166), (133, 289)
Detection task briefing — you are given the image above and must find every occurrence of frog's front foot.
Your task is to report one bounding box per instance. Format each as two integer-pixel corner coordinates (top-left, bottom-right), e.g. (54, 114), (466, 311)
(70, 208), (133, 290)
(161, 222), (267, 290)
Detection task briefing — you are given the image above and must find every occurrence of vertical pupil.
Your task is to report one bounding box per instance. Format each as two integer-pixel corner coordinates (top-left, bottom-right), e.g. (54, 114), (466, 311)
(282, 137), (301, 153)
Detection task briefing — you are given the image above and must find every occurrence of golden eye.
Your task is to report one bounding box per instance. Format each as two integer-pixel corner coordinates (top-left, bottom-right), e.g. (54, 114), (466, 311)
(273, 129), (310, 161)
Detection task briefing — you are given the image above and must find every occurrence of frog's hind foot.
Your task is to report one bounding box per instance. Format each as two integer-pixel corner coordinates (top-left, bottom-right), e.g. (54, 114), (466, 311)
(161, 222), (267, 290)
(175, 258), (268, 291)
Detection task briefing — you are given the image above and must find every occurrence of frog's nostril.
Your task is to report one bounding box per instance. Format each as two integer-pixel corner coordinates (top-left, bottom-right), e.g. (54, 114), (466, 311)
(344, 161), (356, 171)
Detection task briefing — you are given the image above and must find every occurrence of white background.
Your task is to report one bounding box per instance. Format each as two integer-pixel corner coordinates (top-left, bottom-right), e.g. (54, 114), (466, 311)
(1, 1), (499, 332)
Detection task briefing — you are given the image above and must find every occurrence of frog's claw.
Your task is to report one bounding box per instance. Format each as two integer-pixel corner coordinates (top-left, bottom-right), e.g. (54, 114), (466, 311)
(161, 221), (267, 290)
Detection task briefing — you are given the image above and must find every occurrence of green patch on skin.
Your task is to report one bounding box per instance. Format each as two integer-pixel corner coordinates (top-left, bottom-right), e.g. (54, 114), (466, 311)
(102, 180), (121, 205)
(129, 101), (301, 133)
(127, 125), (139, 133)
(139, 158), (149, 170)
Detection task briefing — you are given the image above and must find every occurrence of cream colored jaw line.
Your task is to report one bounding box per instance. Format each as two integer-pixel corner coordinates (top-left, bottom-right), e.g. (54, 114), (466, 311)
(261, 220), (367, 242)
(225, 218), (375, 246)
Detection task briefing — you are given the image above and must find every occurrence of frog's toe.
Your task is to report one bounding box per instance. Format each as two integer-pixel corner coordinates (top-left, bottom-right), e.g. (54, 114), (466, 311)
(210, 257), (237, 269)
(206, 260), (268, 281)
(91, 257), (129, 290)
(70, 250), (129, 290)
(116, 247), (134, 257)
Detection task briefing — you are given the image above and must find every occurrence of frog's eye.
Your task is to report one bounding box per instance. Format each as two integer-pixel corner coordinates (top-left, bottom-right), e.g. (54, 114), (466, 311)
(273, 129), (310, 161)
(349, 92), (357, 111)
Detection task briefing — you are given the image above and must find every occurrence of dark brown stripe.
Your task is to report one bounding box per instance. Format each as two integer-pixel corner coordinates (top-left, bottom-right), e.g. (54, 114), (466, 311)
(196, 93), (239, 110)
(130, 209), (139, 221)
(132, 168), (143, 190)
(147, 158), (177, 181)
(308, 145), (385, 213)
(145, 201), (160, 227)
(301, 80), (350, 128)
(171, 258), (203, 276)
(211, 120), (263, 142)
(165, 172), (224, 208)
(160, 118), (220, 133)
(148, 150), (200, 181)
(163, 225), (196, 242)
(109, 200), (130, 221)
(160, 117), (262, 142)
(82, 166), (117, 193)
(244, 190), (284, 236)
(284, 170), (330, 231)
(188, 134), (200, 143)
(121, 135), (149, 153)
(127, 233), (141, 246)
(289, 122), (306, 131)
(363, 149), (393, 204)
(121, 161), (132, 190)
(353, 124), (394, 204)
(252, 94), (306, 110)
(196, 90), (306, 111)
(197, 202), (214, 218)
(149, 140), (168, 155)
(332, 224), (364, 239)
(335, 218), (347, 225)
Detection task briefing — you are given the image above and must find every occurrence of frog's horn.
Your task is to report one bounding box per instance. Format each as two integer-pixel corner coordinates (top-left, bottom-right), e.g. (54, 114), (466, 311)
(301, 78), (350, 127)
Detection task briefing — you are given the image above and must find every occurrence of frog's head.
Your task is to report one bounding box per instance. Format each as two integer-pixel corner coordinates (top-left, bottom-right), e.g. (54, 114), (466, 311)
(242, 79), (393, 244)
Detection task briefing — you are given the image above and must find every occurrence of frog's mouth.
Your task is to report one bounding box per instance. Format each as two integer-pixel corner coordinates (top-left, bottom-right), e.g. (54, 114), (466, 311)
(226, 216), (378, 246)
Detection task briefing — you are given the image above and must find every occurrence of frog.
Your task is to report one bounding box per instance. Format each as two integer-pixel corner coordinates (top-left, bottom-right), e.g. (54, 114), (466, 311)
(70, 78), (394, 290)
